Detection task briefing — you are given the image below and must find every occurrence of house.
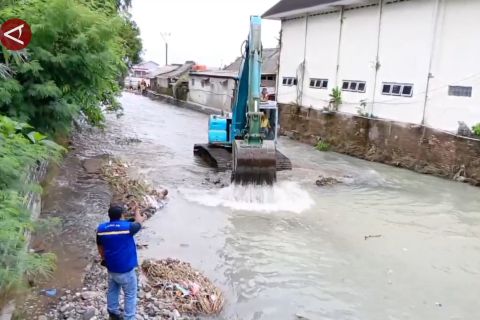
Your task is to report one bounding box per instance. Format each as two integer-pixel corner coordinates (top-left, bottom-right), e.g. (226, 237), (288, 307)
(131, 61), (159, 78)
(154, 61), (196, 96)
(263, 0), (480, 132)
(125, 61), (160, 88)
(225, 48), (279, 100)
(188, 70), (238, 112)
(148, 65), (180, 90)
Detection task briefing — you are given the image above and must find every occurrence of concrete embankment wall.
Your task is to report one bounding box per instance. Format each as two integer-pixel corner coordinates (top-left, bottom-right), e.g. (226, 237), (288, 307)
(145, 90), (222, 116)
(279, 103), (480, 186)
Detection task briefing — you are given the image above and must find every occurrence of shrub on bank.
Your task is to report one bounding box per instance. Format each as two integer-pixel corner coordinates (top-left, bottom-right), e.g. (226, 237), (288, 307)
(0, 116), (63, 299)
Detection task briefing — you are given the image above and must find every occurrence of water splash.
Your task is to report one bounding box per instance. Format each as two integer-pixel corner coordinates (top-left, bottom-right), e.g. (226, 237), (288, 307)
(180, 181), (314, 213)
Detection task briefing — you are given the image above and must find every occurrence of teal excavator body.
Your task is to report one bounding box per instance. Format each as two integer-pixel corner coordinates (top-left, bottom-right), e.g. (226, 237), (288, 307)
(206, 16), (277, 185)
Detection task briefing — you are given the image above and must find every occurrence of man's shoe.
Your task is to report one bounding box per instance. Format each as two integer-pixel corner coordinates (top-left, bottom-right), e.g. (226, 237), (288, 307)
(108, 312), (123, 320)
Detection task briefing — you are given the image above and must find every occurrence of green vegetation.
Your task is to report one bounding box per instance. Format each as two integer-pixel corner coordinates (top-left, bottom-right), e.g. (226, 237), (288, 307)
(472, 123), (480, 136)
(315, 140), (330, 152)
(0, 116), (62, 298)
(0, 0), (142, 298)
(328, 87), (342, 112)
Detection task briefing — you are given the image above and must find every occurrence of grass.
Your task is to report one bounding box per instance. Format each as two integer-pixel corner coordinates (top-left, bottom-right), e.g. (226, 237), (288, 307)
(315, 141), (330, 152)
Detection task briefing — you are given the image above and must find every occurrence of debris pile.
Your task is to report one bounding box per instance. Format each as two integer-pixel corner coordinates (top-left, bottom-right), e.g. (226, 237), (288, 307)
(315, 175), (342, 186)
(39, 258), (198, 320)
(142, 259), (225, 316)
(101, 159), (168, 219)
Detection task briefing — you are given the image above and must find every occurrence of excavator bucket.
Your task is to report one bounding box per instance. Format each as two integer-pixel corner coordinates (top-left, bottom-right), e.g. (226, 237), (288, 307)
(232, 139), (276, 185)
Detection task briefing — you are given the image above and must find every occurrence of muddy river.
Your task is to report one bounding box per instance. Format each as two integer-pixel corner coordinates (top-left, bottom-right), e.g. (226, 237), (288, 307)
(30, 92), (480, 320)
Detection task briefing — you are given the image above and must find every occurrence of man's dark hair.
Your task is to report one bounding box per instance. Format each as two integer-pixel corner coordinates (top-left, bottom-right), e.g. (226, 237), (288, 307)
(108, 204), (124, 221)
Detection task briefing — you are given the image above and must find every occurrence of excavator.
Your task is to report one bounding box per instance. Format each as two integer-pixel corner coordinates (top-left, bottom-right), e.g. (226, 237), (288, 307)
(194, 16), (291, 185)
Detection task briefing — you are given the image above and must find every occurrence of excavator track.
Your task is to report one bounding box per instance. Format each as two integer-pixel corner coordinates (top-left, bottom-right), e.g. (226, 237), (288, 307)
(193, 144), (292, 172)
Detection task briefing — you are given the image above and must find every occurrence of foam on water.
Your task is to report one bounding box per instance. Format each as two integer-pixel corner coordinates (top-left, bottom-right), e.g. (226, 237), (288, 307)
(180, 181), (314, 213)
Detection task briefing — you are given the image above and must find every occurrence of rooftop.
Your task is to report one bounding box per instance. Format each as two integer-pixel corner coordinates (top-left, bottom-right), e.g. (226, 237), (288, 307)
(148, 65), (179, 78)
(263, 0), (367, 19)
(132, 60), (160, 70)
(189, 70), (239, 80)
(157, 61), (196, 79)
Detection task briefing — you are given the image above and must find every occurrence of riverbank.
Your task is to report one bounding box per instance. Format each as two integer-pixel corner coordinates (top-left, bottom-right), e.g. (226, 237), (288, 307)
(16, 107), (226, 319)
(277, 103), (480, 187)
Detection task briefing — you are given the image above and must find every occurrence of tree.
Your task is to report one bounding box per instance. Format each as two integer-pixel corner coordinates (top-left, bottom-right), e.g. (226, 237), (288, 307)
(0, 0), (129, 134)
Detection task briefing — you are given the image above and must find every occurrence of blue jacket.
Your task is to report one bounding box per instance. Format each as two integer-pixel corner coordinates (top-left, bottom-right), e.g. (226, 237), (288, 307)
(96, 220), (141, 273)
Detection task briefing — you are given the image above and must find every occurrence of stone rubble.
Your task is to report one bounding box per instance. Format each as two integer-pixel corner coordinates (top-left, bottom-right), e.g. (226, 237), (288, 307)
(40, 257), (197, 320)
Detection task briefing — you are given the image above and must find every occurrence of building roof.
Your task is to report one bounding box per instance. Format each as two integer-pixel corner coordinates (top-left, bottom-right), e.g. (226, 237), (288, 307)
(189, 70), (238, 80)
(148, 65), (179, 78)
(157, 61), (195, 79)
(132, 60), (160, 70)
(263, 0), (366, 19)
(224, 48), (279, 75)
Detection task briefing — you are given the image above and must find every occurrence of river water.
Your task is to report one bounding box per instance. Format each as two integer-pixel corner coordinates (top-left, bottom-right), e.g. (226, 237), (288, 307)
(32, 92), (480, 319)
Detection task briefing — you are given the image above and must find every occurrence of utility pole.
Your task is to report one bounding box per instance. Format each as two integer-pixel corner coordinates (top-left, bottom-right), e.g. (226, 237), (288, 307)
(160, 32), (171, 66)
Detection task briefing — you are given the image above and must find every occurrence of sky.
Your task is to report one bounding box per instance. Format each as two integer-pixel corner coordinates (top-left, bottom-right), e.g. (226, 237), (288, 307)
(130, 0), (281, 68)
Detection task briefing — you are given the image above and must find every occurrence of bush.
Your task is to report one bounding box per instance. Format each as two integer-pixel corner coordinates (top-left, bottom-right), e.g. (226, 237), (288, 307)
(0, 116), (63, 298)
(472, 123), (480, 136)
(316, 140), (330, 152)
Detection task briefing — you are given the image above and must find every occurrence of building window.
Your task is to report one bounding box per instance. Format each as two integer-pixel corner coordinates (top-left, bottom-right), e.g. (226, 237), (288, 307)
(382, 82), (413, 97)
(309, 78), (328, 89)
(261, 75), (266, 80)
(342, 80), (366, 93)
(449, 86), (472, 97)
(282, 77), (297, 86)
(191, 79), (195, 86)
(267, 76), (275, 81)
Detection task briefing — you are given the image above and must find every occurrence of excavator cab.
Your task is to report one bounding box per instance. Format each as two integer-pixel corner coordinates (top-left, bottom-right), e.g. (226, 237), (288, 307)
(259, 101), (279, 141)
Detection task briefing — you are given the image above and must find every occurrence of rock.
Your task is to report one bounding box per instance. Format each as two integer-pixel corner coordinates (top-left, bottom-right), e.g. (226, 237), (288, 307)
(76, 307), (86, 314)
(161, 309), (172, 317)
(81, 291), (99, 300)
(172, 309), (181, 318)
(82, 158), (104, 174)
(38, 316), (48, 320)
(82, 307), (96, 320)
(145, 292), (152, 300)
(59, 303), (73, 313)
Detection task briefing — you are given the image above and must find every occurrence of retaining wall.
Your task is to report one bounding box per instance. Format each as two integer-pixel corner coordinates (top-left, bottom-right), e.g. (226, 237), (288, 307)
(145, 90), (222, 116)
(279, 103), (480, 186)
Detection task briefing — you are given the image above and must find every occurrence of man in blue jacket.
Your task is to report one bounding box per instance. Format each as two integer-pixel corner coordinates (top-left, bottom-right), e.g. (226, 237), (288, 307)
(97, 204), (145, 320)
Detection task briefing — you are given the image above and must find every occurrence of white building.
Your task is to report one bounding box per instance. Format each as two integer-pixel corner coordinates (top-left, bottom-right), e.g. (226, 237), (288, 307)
(188, 70), (238, 112)
(263, 0), (480, 132)
(125, 61), (160, 87)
